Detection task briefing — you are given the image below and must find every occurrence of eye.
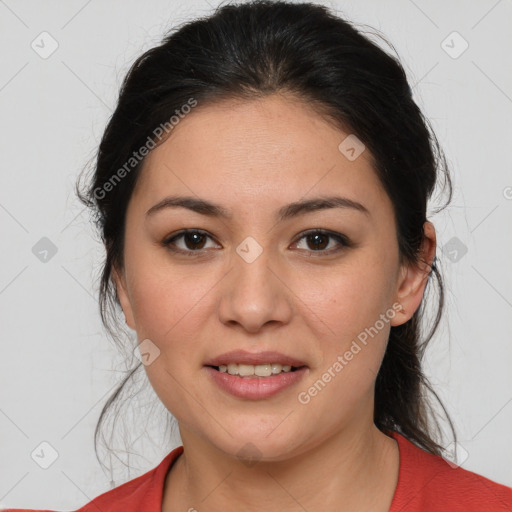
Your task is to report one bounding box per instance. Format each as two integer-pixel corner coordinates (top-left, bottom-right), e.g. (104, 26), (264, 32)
(292, 229), (351, 254)
(163, 229), (220, 255)
(162, 228), (351, 257)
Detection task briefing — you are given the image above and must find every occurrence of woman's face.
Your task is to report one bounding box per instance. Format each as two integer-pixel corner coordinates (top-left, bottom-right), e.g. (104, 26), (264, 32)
(114, 93), (432, 461)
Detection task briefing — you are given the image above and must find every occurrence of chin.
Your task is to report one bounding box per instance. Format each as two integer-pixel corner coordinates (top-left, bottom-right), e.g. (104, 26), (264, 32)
(207, 426), (309, 464)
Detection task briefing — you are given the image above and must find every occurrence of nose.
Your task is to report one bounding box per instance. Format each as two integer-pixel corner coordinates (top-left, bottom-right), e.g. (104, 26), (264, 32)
(218, 243), (293, 334)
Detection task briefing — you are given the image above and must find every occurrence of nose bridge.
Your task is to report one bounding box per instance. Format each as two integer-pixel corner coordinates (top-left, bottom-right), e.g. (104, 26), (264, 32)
(218, 235), (292, 332)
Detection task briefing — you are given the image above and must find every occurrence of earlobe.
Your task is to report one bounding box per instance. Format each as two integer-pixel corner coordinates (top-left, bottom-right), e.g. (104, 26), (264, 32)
(112, 266), (136, 330)
(390, 221), (436, 327)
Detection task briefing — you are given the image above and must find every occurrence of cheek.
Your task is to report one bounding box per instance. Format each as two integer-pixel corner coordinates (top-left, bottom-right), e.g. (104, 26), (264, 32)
(123, 232), (216, 338)
(125, 266), (216, 420)
(293, 275), (391, 429)
(291, 256), (396, 346)
(289, 257), (396, 402)
(129, 268), (214, 347)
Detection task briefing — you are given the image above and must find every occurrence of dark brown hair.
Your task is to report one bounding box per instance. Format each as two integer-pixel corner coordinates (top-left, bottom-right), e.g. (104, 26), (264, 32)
(77, 0), (456, 473)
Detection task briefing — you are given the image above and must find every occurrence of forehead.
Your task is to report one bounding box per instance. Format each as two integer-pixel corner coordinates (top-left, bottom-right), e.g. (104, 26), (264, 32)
(132, 94), (390, 218)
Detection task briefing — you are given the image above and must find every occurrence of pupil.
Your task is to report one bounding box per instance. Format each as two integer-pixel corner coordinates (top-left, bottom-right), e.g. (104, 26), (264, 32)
(186, 233), (205, 249)
(308, 233), (328, 250)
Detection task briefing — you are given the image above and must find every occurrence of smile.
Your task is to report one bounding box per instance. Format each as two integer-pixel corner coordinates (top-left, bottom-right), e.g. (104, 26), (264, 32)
(212, 363), (300, 377)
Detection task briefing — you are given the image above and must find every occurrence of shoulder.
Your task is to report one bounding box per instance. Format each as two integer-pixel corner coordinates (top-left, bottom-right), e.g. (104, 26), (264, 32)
(2, 446), (184, 512)
(388, 431), (512, 512)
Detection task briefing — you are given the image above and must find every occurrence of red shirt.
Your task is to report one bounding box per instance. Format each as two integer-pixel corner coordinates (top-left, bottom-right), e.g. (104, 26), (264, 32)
(4, 431), (511, 511)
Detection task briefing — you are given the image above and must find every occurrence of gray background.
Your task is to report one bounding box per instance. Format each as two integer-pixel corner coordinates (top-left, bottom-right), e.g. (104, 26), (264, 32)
(1, 0), (511, 508)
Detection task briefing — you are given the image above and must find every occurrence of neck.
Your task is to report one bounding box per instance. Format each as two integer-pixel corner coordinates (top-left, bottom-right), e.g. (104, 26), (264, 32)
(162, 423), (399, 512)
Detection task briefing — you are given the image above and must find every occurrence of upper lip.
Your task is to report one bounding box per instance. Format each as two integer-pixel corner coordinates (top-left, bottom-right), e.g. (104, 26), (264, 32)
(204, 350), (307, 367)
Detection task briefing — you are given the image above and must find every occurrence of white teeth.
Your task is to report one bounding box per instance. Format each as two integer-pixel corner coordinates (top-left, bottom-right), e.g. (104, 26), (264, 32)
(271, 363), (282, 374)
(238, 364), (255, 376)
(216, 363), (297, 376)
(255, 364), (272, 377)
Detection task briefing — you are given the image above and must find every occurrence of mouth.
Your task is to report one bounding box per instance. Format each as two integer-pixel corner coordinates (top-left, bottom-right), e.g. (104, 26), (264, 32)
(206, 363), (306, 378)
(203, 350), (309, 399)
(204, 350), (307, 369)
(204, 364), (308, 399)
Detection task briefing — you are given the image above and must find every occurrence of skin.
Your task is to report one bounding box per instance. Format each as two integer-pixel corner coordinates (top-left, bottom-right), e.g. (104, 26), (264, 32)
(113, 93), (436, 511)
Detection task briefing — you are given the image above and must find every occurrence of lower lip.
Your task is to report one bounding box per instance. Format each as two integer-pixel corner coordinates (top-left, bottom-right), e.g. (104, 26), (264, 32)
(204, 366), (308, 399)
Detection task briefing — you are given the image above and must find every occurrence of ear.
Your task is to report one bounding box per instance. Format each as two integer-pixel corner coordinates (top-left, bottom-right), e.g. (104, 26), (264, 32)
(112, 266), (136, 330)
(390, 221), (436, 327)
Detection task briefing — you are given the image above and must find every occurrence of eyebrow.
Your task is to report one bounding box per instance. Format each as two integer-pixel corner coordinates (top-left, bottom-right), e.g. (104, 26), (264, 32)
(145, 195), (370, 221)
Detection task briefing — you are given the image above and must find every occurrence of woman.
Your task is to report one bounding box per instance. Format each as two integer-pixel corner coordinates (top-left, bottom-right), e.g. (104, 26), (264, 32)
(6, 1), (511, 510)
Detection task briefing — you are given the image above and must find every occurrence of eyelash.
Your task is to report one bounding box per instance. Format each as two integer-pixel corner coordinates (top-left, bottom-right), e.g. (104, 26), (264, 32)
(162, 229), (352, 257)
